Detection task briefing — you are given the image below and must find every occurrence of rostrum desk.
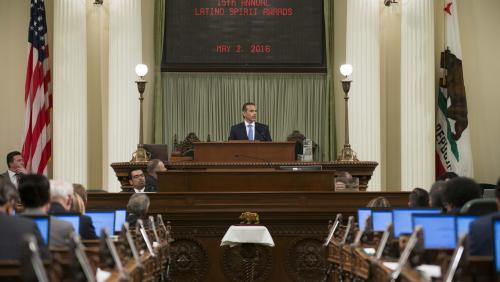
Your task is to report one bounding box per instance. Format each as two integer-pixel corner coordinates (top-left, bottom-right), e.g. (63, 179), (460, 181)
(102, 142), (404, 281)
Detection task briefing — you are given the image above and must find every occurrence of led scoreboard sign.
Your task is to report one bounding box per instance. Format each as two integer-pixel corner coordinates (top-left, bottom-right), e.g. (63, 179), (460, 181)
(162, 0), (326, 72)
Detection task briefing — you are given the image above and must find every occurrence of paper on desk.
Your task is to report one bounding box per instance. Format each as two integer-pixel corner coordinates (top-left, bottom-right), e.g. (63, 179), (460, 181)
(96, 267), (111, 282)
(383, 262), (398, 271)
(416, 264), (441, 279)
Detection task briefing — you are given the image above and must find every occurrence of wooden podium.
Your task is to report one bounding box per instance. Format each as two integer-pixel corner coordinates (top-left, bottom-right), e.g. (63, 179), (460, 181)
(193, 141), (296, 162)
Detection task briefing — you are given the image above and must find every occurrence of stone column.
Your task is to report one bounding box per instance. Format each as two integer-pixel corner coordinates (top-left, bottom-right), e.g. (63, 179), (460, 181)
(107, 0), (142, 191)
(53, 0), (87, 185)
(400, 0), (435, 190)
(345, 0), (382, 190)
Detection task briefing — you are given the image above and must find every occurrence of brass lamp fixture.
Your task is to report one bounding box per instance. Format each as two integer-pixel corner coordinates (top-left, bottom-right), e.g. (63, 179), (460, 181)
(131, 64), (150, 162)
(337, 64), (358, 161)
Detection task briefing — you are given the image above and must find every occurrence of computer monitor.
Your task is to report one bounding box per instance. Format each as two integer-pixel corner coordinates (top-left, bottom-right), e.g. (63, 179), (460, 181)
(412, 214), (456, 249)
(85, 211), (115, 238)
(52, 214), (81, 235)
(493, 218), (500, 272)
(143, 144), (168, 161)
(456, 215), (478, 238)
(24, 215), (50, 246)
(358, 208), (372, 231)
(392, 208), (441, 238)
(372, 210), (393, 232)
(114, 209), (127, 233)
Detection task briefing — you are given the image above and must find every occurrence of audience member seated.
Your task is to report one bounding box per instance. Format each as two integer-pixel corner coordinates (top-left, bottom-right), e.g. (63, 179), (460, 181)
(19, 174), (74, 248)
(146, 159), (167, 191)
(49, 180), (97, 240)
(429, 180), (446, 211)
(129, 169), (155, 193)
(469, 178), (500, 256)
(0, 176), (48, 260)
(1, 151), (28, 189)
(335, 171), (358, 190)
(408, 187), (430, 208)
(72, 183), (87, 206)
(442, 177), (481, 214)
(126, 193), (150, 228)
(366, 196), (391, 208)
(437, 171), (458, 181)
(72, 193), (86, 214)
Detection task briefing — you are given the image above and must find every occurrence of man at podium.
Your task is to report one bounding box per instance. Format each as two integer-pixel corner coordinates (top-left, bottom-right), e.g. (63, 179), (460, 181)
(228, 102), (272, 141)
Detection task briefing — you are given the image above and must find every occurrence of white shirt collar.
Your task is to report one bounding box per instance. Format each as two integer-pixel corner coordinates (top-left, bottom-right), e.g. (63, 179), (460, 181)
(134, 187), (145, 193)
(7, 169), (16, 178)
(244, 120), (255, 127)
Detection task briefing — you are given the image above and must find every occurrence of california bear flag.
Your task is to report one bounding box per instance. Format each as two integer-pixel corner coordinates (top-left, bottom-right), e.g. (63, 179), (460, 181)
(435, 0), (474, 177)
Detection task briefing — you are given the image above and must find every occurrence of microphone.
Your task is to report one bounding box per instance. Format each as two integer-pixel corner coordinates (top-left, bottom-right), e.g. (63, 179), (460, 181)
(234, 154), (271, 164)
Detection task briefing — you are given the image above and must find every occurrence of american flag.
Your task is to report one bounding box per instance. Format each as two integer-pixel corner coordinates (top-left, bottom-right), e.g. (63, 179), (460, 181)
(22, 0), (52, 175)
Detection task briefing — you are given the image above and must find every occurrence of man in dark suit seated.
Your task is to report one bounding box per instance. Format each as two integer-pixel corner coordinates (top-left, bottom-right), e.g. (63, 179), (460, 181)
(129, 169), (155, 193)
(228, 102), (272, 141)
(0, 176), (48, 260)
(48, 179), (97, 240)
(469, 178), (500, 256)
(145, 159), (167, 191)
(1, 151), (28, 189)
(19, 174), (74, 248)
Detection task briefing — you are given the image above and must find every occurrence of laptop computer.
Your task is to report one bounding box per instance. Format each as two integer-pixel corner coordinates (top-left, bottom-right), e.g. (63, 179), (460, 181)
(372, 209), (393, 232)
(455, 215), (479, 238)
(52, 213), (81, 235)
(412, 214), (456, 249)
(85, 211), (115, 238)
(392, 208), (441, 238)
(358, 208), (372, 231)
(493, 217), (500, 273)
(23, 215), (50, 246)
(114, 209), (127, 233)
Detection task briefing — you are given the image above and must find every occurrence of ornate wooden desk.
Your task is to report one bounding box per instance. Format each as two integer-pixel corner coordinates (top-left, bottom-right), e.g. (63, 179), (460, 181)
(87, 191), (409, 282)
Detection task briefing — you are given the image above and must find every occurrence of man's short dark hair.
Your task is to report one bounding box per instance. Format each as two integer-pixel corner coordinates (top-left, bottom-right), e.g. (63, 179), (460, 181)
(442, 177), (481, 209)
(18, 174), (50, 208)
(146, 159), (162, 175)
(6, 151), (22, 168)
(242, 102), (256, 112)
(128, 169), (144, 180)
(429, 180), (446, 209)
(0, 177), (19, 205)
(409, 187), (430, 208)
(437, 171), (459, 181)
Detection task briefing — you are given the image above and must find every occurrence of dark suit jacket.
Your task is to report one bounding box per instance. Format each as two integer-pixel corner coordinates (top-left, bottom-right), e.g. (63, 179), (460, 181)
(0, 212), (49, 260)
(145, 175), (157, 191)
(1, 171), (15, 186)
(49, 202), (98, 240)
(228, 122), (272, 141)
(468, 210), (500, 256)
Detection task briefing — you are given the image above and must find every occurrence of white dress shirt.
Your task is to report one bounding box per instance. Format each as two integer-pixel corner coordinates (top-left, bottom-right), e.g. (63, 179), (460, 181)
(7, 170), (18, 188)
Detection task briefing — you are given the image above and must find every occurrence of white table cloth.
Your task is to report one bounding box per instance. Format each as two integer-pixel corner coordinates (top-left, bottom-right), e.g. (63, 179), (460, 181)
(221, 225), (275, 247)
